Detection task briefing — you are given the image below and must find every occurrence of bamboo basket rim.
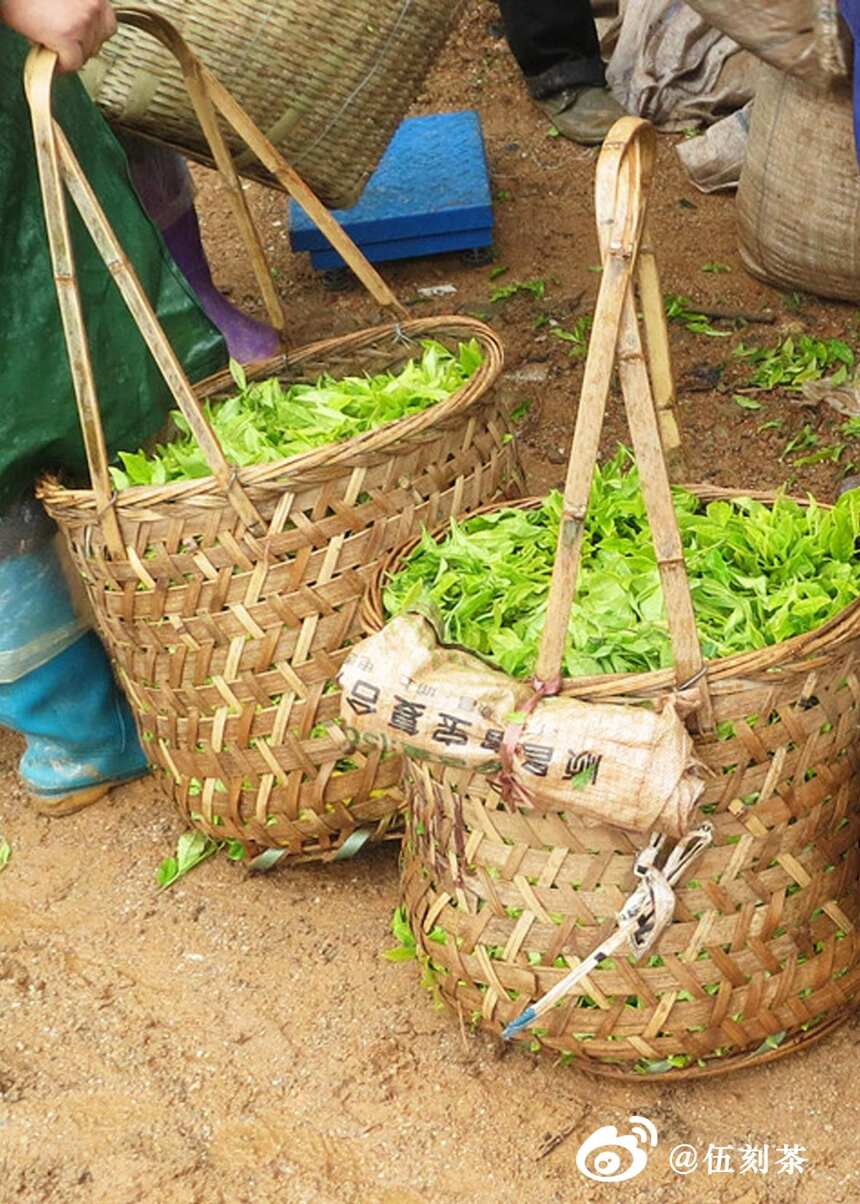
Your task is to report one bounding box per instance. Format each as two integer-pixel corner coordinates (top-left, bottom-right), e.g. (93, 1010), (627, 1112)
(37, 315), (504, 512)
(570, 1010), (853, 1081)
(362, 486), (860, 695)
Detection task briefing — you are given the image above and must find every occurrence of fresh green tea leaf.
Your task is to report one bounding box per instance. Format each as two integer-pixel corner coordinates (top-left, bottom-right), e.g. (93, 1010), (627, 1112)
(664, 293), (731, 338)
(551, 316), (593, 359)
(736, 335), (854, 390)
(491, 279), (546, 303)
(112, 341), (482, 490)
(510, 399), (534, 421)
(156, 831), (220, 890)
(780, 424), (819, 462)
(229, 358), (248, 391)
(384, 449), (860, 678)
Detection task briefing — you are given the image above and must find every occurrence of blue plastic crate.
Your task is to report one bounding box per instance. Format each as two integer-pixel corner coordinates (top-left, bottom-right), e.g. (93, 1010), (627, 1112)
(289, 110), (493, 270)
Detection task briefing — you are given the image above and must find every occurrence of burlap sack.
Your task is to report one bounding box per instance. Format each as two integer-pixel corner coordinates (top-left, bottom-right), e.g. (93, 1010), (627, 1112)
(338, 614), (704, 839)
(737, 65), (860, 302)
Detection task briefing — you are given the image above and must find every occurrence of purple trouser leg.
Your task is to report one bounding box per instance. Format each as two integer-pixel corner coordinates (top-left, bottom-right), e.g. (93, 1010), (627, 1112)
(160, 205), (281, 363)
(122, 135), (280, 362)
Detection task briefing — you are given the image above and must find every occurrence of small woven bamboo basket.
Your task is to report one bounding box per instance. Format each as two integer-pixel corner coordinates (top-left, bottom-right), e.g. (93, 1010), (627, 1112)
(82, 1), (464, 208)
(27, 14), (521, 863)
(363, 118), (860, 1078)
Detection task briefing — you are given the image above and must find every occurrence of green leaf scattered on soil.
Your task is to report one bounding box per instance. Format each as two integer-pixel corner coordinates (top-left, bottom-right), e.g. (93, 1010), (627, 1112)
(156, 831), (224, 890)
(702, 262), (731, 274)
(490, 279), (547, 304)
(780, 424), (819, 462)
(510, 399), (534, 422)
(732, 394), (763, 410)
(551, 315), (593, 359)
(664, 293), (731, 338)
(793, 444), (846, 467)
(735, 335), (854, 390)
(384, 449), (860, 679)
(0, 838), (10, 871)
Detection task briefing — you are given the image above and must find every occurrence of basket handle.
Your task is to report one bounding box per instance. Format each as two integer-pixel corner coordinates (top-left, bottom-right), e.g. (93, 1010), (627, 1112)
(24, 9), (411, 555)
(114, 8), (407, 318)
(535, 118), (712, 725)
(25, 43), (265, 545)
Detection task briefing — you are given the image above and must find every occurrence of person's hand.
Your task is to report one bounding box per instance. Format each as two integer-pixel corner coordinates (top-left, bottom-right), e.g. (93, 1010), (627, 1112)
(1, 0), (117, 73)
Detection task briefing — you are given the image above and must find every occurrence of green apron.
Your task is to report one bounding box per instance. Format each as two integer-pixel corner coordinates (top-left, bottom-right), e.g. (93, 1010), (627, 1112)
(0, 28), (226, 509)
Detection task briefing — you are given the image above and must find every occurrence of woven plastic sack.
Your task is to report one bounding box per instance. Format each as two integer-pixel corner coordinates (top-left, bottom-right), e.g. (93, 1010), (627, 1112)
(81, 0), (464, 209)
(0, 27), (225, 510)
(737, 65), (860, 302)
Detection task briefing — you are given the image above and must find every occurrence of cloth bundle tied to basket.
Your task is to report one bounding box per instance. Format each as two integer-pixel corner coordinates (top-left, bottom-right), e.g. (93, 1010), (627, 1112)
(338, 610), (704, 840)
(361, 117), (860, 1079)
(26, 12), (521, 864)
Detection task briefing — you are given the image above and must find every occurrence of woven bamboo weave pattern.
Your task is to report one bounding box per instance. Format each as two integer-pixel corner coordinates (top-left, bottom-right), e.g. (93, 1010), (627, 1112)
(365, 487), (860, 1076)
(40, 319), (523, 861)
(82, 1), (463, 208)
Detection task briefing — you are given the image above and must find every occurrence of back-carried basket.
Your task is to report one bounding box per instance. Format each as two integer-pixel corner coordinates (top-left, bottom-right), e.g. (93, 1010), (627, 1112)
(27, 13), (521, 863)
(362, 118), (860, 1078)
(82, 1), (464, 209)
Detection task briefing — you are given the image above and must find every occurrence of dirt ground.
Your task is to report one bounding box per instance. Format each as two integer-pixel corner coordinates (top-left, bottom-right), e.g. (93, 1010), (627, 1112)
(3, 3), (860, 1202)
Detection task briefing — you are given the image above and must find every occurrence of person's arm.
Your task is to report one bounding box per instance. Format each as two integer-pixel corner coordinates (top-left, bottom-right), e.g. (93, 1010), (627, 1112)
(0, 0), (117, 72)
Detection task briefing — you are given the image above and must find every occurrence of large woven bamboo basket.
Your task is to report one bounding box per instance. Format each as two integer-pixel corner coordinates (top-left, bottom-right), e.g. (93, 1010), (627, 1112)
(362, 119), (860, 1078)
(82, 1), (463, 209)
(27, 16), (521, 863)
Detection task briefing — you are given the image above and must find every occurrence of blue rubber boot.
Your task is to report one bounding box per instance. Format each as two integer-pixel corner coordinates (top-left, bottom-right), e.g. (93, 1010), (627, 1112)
(0, 631), (149, 816)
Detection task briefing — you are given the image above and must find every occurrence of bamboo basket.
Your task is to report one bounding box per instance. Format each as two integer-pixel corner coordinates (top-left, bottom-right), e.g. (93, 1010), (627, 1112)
(363, 118), (860, 1078)
(27, 14), (521, 863)
(82, 1), (464, 209)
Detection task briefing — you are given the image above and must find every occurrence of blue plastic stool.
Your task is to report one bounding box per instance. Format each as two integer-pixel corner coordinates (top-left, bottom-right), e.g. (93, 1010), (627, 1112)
(288, 111), (494, 271)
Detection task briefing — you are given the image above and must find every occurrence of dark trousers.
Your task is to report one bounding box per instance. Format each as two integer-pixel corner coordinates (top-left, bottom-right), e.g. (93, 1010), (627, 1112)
(498, 0), (605, 98)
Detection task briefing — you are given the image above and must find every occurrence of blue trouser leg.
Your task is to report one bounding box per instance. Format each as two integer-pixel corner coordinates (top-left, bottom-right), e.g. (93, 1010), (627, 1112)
(0, 630), (148, 797)
(0, 513), (148, 798)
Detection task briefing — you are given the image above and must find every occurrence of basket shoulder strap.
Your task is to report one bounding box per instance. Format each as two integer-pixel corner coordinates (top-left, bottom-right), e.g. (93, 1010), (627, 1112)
(25, 46), (264, 534)
(535, 118), (711, 724)
(535, 119), (652, 684)
(116, 7), (408, 319)
(25, 48), (126, 558)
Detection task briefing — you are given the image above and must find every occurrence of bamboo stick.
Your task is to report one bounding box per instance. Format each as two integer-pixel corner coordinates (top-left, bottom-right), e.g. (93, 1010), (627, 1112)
(637, 221), (688, 480)
(24, 49), (125, 560)
(53, 120), (264, 531)
(534, 119), (651, 684)
(114, 10), (407, 319)
(535, 116), (711, 732)
(203, 68), (408, 318)
(116, 8), (286, 343)
(615, 283), (714, 728)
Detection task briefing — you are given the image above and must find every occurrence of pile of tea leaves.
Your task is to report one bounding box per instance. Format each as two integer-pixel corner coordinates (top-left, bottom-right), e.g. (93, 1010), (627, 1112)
(110, 339), (481, 489)
(384, 450), (860, 677)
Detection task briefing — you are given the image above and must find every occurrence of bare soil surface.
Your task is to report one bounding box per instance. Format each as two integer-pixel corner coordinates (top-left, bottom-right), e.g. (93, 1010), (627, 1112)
(3, 4), (860, 1202)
